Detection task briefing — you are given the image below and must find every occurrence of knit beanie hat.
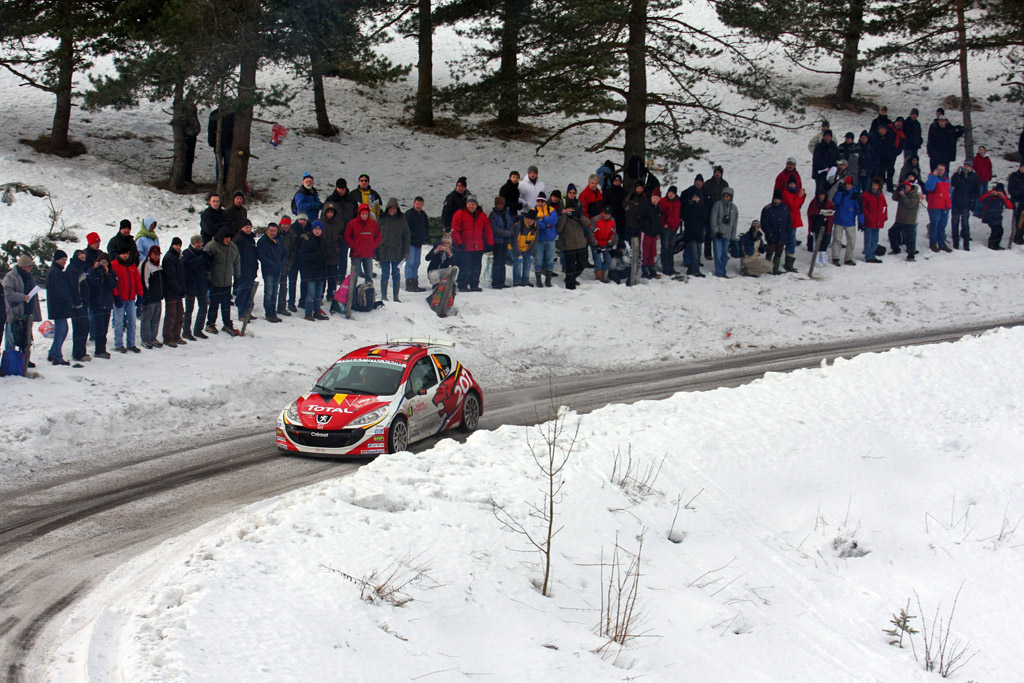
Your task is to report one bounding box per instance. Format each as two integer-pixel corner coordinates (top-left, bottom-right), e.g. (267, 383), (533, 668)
(53, 249), (68, 261)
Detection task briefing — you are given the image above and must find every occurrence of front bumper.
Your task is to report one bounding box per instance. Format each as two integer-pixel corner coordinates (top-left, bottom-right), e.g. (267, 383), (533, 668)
(276, 413), (390, 456)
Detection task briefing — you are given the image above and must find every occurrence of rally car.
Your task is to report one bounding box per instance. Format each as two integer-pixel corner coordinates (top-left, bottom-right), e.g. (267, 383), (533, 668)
(277, 339), (484, 456)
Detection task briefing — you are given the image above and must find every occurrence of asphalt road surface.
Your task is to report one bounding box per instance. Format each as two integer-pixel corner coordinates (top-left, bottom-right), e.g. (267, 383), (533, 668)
(1, 318), (1020, 682)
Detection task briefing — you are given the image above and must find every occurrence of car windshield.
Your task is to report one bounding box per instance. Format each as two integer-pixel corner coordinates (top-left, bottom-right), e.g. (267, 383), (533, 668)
(313, 360), (405, 397)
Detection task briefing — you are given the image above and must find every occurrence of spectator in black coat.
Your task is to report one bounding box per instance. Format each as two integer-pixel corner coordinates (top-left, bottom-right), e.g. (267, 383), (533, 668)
(107, 220), (139, 267)
(139, 246), (165, 349)
(297, 221), (329, 320)
(208, 108), (234, 182)
(760, 190), (793, 275)
(162, 237), (187, 346)
(903, 108), (923, 161)
(85, 254), (117, 358)
(499, 171), (521, 217)
(950, 161), (981, 250)
(181, 235), (211, 340)
(604, 175), (627, 238)
(441, 177), (468, 230)
(926, 114), (964, 171)
(224, 191), (248, 236)
(65, 249), (91, 362)
(869, 106), (892, 134)
(46, 250), (72, 365)
(812, 130), (840, 194)
(233, 220), (258, 322)
(405, 196), (430, 292)
(200, 194), (229, 245)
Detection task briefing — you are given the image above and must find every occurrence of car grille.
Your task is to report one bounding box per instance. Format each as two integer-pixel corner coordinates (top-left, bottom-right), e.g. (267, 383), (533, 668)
(285, 425), (366, 449)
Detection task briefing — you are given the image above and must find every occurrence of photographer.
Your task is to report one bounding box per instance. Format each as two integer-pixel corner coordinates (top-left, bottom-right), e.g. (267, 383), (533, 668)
(892, 174), (922, 261)
(85, 253), (118, 359)
(806, 189), (835, 268)
(708, 187), (739, 278)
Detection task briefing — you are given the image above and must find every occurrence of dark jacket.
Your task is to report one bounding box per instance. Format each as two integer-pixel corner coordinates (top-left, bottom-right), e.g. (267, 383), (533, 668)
(499, 180), (521, 218)
(233, 230), (258, 281)
(489, 208), (514, 246)
(107, 232), (139, 266)
(441, 188), (467, 229)
(681, 194), (707, 242)
(140, 257), (165, 305)
(278, 227), (299, 271)
(604, 184), (627, 233)
(950, 169), (981, 210)
(296, 231), (328, 280)
(86, 266), (118, 311)
(978, 190), (1012, 226)
(200, 206), (229, 244)
(207, 110), (234, 148)
(224, 203), (248, 236)
(319, 202), (348, 267)
(65, 257), (90, 313)
(46, 262), (74, 320)
(637, 199), (663, 238)
(759, 200), (792, 245)
(426, 243), (455, 272)
(926, 121), (964, 165)
(376, 199), (411, 262)
(904, 116), (923, 150)
(405, 207), (430, 247)
(1008, 170), (1024, 204)
(257, 233), (287, 278)
(181, 245), (212, 297)
(812, 139), (839, 177)
(203, 228), (241, 288)
(162, 248), (186, 299)
(325, 189), (358, 227)
(621, 190), (648, 240)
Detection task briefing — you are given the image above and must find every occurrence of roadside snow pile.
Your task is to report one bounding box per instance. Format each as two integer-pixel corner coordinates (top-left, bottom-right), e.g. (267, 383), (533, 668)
(60, 326), (1024, 681)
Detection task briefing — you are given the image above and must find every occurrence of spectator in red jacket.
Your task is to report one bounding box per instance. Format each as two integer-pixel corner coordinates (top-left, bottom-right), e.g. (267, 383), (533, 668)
(861, 177), (889, 263)
(110, 246), (144, 353)
(806, 189), (835, 267)
(658, 186), (682, 275)
(451, 194), (494, 292)
(973, 146), (993, 194)
(774, 157), (803, 193)
(344, 203), (382, 284)
(781, 179), (806, 234)
(579, 174), (604, 219)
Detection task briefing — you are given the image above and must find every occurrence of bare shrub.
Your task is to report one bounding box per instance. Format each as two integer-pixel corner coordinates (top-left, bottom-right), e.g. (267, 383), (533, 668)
(322, 553), (440, 607)
(610, 446), (665, 503)
(594, 531), (649, 658)
(492, 404), (580, 597)
(915, 582), (978, 678)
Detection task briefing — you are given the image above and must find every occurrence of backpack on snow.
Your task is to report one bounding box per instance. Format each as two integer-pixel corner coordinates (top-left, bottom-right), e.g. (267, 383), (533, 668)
(352, 281), (383, 312)
(1, 349), (26, 377)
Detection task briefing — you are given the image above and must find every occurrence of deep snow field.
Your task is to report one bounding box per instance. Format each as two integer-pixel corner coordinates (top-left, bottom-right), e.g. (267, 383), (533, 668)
(50, 326), (1024, 681)
(1, 4), (1023, 680)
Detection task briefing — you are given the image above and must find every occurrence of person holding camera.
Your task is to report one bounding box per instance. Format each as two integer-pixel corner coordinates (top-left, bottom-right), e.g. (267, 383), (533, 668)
(892, 173), (922, 261)
(807, 189), (835, 268)
(709, 187), (739, 277)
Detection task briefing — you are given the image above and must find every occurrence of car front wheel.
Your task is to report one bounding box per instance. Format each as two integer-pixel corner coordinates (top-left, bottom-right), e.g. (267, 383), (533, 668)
(458, 392), (480, 433)
(388, 416), (409, 453)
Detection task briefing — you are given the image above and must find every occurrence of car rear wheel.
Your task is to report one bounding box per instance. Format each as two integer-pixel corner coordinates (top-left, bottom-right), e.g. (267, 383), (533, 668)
(388, 416), (409, 453)
(458, 392), (480, 433)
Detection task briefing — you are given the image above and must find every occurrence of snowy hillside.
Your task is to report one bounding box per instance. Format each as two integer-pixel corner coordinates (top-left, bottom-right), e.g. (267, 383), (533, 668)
(50, 327), (1024, 681)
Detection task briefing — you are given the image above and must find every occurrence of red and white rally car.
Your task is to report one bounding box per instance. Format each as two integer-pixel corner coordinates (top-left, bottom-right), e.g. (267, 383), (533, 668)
(277, 339), (484, 456)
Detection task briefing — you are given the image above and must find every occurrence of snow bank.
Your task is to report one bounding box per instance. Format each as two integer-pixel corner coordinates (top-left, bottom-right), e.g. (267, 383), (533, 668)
(56, 326), (1024, 681)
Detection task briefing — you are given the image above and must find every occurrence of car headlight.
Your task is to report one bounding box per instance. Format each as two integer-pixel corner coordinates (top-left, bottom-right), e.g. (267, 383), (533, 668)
(285, 400), (300, 423)
(348, 407), (388, 428)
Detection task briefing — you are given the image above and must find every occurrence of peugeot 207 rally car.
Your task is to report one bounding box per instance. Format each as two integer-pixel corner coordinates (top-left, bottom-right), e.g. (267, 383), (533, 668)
(277, 339), (484, 456)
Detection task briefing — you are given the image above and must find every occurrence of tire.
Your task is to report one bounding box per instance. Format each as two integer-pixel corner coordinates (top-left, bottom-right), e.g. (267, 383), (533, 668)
(458, 391), (480, 433)
(387, 416), (409, 453)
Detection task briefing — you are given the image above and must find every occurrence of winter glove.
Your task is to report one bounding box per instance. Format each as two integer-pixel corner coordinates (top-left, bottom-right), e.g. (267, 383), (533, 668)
(858, 223), (865, 231)
(113, 295), (123, 309)
(135, 296), (144, 308)
(715, 232), (724, 239)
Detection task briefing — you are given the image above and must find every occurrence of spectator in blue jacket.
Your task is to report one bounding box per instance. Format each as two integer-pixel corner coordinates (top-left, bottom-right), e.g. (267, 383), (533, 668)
(85, 253), (117, 359)
(831, 177), (863, 266)
(291, 173), (323, 219)
(257, 223), (287, 322)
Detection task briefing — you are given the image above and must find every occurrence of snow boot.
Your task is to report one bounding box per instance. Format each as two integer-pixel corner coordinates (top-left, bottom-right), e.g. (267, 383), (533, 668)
(535, 271), (543, 287)
(772, 253), (782, 275)
(544, 269), (553, 287)
(393, 283), (401, 302)
(381, 287), (388, 301)
(784, 255), (797, 273)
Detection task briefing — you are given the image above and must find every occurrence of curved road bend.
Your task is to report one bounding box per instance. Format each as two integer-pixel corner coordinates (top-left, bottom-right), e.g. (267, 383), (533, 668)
(2, 317), (1021, 682)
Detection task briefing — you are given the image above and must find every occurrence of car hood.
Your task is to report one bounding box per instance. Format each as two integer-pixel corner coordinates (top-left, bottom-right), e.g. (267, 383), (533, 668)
(296, 392), (393, 430)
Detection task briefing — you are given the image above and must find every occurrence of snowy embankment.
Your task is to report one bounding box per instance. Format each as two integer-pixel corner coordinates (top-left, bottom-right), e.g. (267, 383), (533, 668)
(51, 326), (1024, 681)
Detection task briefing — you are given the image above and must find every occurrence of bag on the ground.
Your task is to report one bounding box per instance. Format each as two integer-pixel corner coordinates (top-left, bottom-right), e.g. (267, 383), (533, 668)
(876, 245), (887, 257)
(39, 320), (54, 338)
(427, 277), (456, 316)
(352, 281), (383, 312)
(728, 240), (742, 259)
(1, 349), (26, 377)
(334, 274), (352, 304)
(10, 315), (32, 349)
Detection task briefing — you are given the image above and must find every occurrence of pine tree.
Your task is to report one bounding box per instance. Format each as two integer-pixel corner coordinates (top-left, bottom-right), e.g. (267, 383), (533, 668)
(515, 0), (799, 170)
(0, 0), (119, 156)
(716, 0), (888, 106)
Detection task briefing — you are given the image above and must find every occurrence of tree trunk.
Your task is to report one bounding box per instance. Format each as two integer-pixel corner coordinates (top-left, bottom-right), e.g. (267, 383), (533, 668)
(226, 51), (257, 197)
(496, 0), (525, 129)
(311, 53), (337, 136)
(50, 32), (75, 155)
(413, 0), (434, 127)
(834, 0), (865, 104)
(169, 80), (188, 191)
(955, 0), (973, 159)
(622, 0), (648, 171)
